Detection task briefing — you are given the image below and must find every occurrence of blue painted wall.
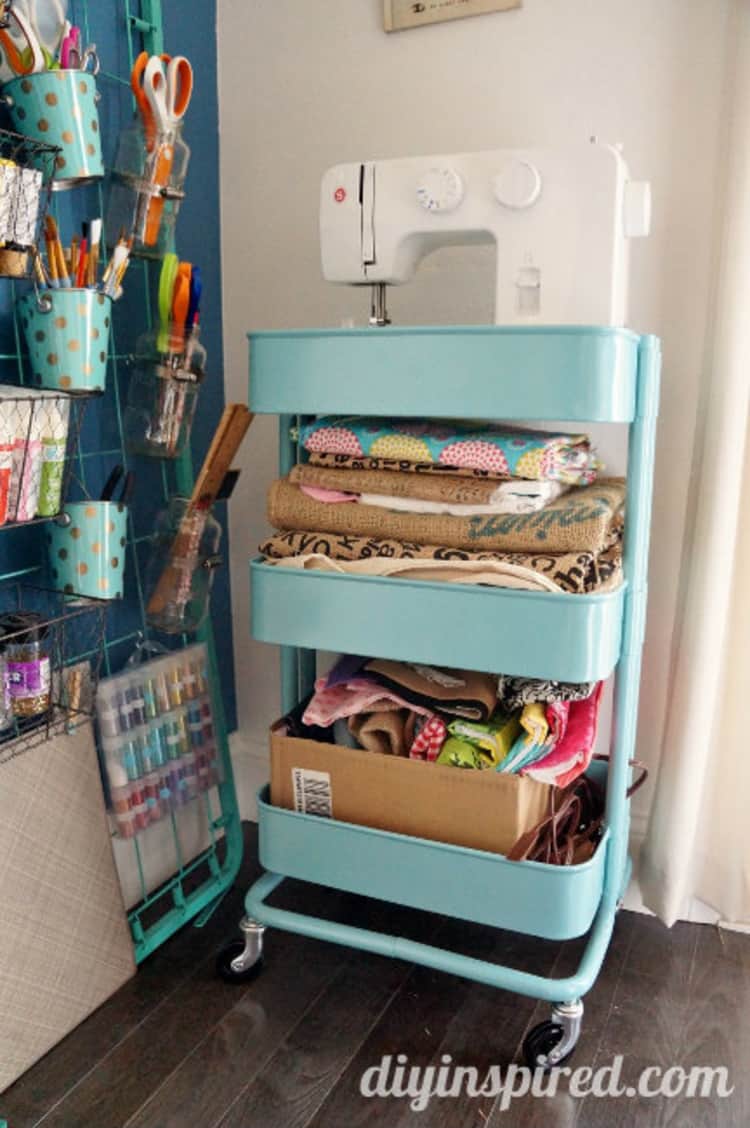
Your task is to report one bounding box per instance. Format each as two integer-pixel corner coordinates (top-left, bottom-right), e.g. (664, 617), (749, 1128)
(0, 1), (236, 729)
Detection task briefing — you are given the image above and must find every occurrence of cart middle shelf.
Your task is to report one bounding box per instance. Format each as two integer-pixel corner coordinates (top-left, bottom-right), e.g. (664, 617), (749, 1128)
(251, 560), (625, 682)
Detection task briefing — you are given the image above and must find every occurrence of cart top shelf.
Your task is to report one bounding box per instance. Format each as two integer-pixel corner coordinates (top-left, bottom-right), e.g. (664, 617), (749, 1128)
(248, 325), (648, 423)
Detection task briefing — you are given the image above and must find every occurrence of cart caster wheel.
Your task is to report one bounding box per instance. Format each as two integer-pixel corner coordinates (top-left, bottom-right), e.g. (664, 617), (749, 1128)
(216, 940), (264, 984)
(523, 1021), (575, 1070)
(523, 1000), (583, 1070)
(216, 917), (266, 984)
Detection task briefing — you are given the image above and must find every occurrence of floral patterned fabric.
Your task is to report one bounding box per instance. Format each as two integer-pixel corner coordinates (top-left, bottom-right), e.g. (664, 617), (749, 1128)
(299, 417), (599, 486)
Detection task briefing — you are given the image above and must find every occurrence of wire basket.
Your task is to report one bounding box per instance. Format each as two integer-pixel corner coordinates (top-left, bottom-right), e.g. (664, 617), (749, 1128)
(0, 584), (107, 765)
(0, 387), (88, 526)
(0, 128), (59, 278)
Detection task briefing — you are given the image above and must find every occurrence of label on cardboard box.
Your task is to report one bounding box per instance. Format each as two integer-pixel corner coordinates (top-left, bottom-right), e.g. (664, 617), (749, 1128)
(292, 767), (332, 817)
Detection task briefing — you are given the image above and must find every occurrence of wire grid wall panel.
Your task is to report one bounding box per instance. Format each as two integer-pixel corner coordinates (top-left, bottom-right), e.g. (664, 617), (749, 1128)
(0, 0), (242, 962)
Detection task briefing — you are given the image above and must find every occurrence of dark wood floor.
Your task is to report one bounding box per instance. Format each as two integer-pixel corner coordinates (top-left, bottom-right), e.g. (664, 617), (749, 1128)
(3, 823), (748, 1128)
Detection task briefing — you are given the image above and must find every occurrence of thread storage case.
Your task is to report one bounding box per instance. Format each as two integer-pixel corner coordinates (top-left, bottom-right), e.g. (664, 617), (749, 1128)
(107, 118), (190, 256)
(242, 325), (660, 1010)
(96, 643), (223, 838)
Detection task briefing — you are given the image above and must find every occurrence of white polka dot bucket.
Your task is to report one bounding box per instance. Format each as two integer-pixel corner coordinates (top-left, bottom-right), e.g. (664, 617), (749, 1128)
(47, 500), (128, 600)
(17, 288), (112, 393)
(3, 71), (103, 189)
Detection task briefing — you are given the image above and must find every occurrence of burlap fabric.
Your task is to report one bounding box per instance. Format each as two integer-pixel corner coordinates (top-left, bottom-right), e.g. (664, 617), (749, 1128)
(268, 477), (625, 555)
(290, 462), (566, 506)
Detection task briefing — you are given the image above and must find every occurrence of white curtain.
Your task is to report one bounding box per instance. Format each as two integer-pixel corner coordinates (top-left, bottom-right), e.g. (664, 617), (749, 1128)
(640, 1), (750, 927)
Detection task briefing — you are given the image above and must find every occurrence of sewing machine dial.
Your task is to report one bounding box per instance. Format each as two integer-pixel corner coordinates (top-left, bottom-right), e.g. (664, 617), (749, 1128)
(493, 159), (542, 209)
(416, 167), (464, 213)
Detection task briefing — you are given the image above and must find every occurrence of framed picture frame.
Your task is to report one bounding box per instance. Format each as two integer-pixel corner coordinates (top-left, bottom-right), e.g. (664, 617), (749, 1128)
(384, 0), (522, 33)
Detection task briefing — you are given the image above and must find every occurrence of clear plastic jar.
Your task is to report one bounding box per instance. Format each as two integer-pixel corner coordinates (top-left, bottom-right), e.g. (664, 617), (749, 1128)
(106, 118), (191, 257)
(145, 497), (222, 635)
(124, 324), (206, 460)
(1, 611), (51, 717)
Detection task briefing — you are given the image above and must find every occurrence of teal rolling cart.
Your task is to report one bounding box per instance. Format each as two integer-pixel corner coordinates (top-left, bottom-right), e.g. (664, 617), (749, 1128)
(223, 325), (660, 1067)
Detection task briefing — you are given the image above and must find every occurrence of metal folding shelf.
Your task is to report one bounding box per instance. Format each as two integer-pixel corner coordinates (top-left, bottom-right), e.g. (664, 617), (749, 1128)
(231, 324), (659, 1064)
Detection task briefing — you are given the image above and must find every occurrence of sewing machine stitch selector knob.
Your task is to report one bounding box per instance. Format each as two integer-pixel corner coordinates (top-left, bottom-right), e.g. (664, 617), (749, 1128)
(416, 167), (464, 213)
(493, 160), (542, 209)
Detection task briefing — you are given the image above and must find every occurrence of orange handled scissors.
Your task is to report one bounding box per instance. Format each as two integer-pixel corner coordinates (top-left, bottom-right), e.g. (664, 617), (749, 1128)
(170, 261), (191, 352)
(131, 52), (194, 246)
(131, 51), (193, 149)
(0, 6), (46, 75)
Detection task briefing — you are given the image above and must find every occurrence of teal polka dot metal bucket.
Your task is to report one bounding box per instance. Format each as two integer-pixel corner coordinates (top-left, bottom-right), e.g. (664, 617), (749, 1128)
(47, 501), (128, 600)
(3, 71), (103, 189)
(17, 288), (112, 393)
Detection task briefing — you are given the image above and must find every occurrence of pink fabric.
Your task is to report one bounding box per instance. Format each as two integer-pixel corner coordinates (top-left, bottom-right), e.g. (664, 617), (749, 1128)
(523, 683), (603, 787)
(300, 485), (358, 504)
(545, 700), (570, 746)
(303, 676), (432, 727)
(409, 714), (448, 762)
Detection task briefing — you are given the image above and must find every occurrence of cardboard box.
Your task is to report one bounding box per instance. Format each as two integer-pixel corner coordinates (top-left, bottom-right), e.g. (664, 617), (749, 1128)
(270, 720), (552, 856)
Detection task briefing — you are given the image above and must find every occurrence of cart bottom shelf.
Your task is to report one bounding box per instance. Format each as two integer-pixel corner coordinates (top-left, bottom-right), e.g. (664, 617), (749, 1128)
(255, 786), (612, 942)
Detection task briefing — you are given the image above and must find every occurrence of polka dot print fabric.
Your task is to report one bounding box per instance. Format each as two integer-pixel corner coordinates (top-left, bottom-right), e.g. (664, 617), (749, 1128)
(299, 417), (600, 486)
(17, 289), (112, 393)
(5, 71), (103, 186)
(47, 501), (128, 601)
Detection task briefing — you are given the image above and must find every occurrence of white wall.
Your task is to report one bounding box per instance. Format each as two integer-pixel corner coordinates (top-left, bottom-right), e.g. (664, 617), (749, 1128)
(217, 0), (732, 829)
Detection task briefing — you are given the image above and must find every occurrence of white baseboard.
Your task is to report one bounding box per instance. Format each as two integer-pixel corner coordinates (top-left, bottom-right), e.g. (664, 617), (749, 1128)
(229, 729), (268, 821)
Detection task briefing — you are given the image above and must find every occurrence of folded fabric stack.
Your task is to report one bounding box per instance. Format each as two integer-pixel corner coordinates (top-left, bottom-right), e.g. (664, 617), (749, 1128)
(298, 656), (604, 789)
(260, 415), (625, 595)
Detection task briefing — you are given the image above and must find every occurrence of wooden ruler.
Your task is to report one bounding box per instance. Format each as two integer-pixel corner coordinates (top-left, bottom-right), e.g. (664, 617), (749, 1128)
(147, 404), (254, 618)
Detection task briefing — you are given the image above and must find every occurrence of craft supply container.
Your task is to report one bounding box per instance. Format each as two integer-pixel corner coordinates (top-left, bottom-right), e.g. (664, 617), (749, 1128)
(17, 288), (112, 393)
(96, 643), (221, 838)
(107, 119), (190, 257)
(0, 611), (51, 718)
(47, 500), (128, 600)
(144, 497), (222, 635)
(2, 71), (103, 189)
(0, 129), (58, 278)
(124, 324), (206, 459)
(0, 387), (74, 525)
(0, 586), (106, 761)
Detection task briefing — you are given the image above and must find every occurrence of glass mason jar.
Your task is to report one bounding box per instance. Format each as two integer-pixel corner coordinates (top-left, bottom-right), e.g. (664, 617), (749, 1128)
(124, 324), (206, 460)
(106, 117), (191, 258)
(145, 497), (222, 635)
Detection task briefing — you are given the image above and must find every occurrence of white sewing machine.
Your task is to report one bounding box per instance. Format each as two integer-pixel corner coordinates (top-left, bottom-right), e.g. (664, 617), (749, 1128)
(320, 140), (651, 326)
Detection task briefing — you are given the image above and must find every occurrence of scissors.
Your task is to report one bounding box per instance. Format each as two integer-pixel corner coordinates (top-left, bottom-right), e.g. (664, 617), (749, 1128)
(170, 260), (191, 349)
(13, 0), (66, 57)
(186, 265), (202, 336)
(59, 21), (98, 72)
(132, 52), (193, 245)
(157, 253), (179, 353)
(0, 5), (46, 75)
(131, 51), (193, 148)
